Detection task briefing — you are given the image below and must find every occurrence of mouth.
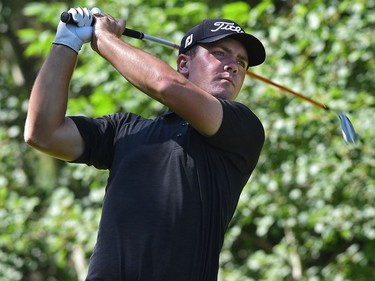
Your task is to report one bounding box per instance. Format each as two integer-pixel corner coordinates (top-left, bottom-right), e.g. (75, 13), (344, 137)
(220, 76), (235, 87)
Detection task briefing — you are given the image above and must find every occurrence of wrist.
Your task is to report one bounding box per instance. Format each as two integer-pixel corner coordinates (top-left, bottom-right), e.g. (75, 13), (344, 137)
(51, 43), (79, 56)
(93, 32), (121, 55)
(52, 42), (80, 54)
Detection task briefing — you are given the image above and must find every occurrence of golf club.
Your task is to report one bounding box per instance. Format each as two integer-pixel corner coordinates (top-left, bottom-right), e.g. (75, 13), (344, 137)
(60, 11), (357, 144)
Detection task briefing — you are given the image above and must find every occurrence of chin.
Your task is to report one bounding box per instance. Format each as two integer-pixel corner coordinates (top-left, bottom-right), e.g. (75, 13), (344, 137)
(209, 84), (238, 100)
(211, 91), (236, 101)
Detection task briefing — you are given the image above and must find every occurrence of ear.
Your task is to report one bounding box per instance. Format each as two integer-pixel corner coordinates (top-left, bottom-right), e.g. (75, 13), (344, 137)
(177, 54), (190, 77)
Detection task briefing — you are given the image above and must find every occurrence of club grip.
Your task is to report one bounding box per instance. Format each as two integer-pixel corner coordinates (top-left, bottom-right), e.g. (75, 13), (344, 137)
(123, 28), (144, 39)
(60, 11), (144, 40)
(60, 11), (96, 26)
(60, 11), (75, 24)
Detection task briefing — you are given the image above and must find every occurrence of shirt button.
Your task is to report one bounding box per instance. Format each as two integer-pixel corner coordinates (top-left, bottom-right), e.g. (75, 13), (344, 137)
(177, 133), (182, 137)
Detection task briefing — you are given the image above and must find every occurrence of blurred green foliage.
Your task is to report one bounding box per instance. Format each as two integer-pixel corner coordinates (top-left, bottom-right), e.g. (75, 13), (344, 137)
(0, 0), (374, 280)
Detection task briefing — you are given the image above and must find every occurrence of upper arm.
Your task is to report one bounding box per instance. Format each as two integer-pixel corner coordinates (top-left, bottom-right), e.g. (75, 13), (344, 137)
(154, 75), (223, 137)
(25, 117), (85, 162)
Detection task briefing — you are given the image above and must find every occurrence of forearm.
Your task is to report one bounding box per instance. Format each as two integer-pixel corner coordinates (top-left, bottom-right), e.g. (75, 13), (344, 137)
(95, 33), (184, 104)
(95, 33), (222, 136)
(91, 14), (222, 136)
(25, 45), (77, 146)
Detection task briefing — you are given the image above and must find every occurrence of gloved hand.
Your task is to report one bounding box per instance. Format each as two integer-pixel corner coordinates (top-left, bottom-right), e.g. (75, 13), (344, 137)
(53, 7), (101, 53)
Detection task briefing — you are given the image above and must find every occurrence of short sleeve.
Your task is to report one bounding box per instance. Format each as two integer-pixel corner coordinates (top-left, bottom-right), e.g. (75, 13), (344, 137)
(205, 99), (265, 174)
(69, 113), (140, 169)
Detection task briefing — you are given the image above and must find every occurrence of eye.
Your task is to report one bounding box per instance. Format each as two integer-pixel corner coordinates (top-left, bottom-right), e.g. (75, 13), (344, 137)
(237, 59), (247, 69)
(212, 50), (225, 57)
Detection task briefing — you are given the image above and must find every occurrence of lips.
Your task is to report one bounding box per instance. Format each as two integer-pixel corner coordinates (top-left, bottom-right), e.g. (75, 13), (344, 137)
(220, 76), (235, 87)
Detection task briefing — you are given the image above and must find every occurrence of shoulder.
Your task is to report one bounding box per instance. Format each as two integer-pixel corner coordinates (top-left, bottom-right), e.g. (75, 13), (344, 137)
(70, 112), (147, 130)
(218, 99), (264, 140)
(205, 99), (265, 171)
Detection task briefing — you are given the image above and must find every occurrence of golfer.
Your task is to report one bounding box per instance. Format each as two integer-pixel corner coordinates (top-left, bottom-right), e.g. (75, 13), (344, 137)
(25, 7), (266, 281)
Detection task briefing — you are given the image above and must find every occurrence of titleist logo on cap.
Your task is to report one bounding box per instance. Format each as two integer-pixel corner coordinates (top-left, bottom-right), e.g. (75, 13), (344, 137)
(179, 18), (266, 66)
(211, 21), (244, 33)
(180, 18), (261, 58)
(184, 21), (245, 48)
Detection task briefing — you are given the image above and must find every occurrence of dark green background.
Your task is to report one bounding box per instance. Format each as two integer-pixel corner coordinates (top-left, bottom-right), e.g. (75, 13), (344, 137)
(1, 0), (374, 280)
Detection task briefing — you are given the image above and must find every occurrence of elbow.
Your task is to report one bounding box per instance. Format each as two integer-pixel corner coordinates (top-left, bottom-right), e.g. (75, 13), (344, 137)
(24, 132), (52, 154)
(152, 75), (187, 105)
(24, 123), (34, 145)
(24, 133), (37, 148)
(24, 127), (39, 148)
(24, 124), (47, 150)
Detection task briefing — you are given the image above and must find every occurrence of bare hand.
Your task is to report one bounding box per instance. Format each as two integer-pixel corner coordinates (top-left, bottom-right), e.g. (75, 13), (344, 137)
(91, 13), (126, 53)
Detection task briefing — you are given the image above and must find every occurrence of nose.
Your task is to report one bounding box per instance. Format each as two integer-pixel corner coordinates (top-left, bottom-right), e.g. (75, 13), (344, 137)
(224, 60), (238, 74)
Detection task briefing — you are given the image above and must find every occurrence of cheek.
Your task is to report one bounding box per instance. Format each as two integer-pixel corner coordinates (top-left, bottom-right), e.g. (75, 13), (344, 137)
(237, 75), (246, 88)
(192, 53), (219, 71)
(188, 71), (209, 89)
(188, 60), (212, 82)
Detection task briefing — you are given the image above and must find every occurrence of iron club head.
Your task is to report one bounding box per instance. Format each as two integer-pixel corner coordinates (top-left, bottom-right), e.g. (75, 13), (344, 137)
(337, 112), (357, 144)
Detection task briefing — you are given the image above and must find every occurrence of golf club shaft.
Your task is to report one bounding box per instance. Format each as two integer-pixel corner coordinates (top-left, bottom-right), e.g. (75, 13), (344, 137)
(123, 28), (180, 49)
(123, 28), (329, 111)
(123, 28), (356, 144)
(244, 71), (329, 110)
(61, 12), (357, 143)
(59, 10), (330, 111)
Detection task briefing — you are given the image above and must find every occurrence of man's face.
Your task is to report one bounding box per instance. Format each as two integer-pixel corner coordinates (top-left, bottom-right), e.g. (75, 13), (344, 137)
(178, 38), (248, 101)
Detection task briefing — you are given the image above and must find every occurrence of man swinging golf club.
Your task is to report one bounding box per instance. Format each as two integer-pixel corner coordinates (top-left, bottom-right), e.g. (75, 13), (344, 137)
(25, 7), (266, 281)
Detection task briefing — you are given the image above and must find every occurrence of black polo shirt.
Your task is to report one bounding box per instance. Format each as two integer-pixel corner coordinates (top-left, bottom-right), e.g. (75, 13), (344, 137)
(70, 98), (264, 281)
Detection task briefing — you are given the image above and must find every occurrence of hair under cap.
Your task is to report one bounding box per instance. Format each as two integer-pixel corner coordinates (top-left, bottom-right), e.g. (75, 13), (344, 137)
(179, 19), (266, 67)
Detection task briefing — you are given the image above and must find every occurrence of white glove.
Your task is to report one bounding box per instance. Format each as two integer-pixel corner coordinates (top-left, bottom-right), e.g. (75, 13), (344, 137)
(53, 7), (101, 53)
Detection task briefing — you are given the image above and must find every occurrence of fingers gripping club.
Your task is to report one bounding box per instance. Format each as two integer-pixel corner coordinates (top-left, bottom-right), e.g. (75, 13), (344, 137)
(60, 10), (179, 49)
(60, 8), (101, 25)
